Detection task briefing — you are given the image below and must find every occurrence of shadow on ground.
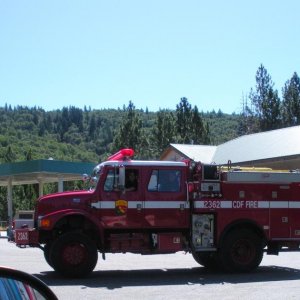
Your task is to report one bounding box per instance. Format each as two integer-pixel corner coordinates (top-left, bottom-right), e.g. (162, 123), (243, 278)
(34, 265), (300, 290)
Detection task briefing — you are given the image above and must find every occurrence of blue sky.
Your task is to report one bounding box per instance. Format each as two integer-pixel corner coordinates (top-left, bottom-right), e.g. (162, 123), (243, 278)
(0, 0), (299, 114)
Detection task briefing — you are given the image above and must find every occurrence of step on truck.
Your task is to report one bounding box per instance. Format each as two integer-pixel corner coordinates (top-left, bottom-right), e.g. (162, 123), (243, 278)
(13, 149), (300, 277)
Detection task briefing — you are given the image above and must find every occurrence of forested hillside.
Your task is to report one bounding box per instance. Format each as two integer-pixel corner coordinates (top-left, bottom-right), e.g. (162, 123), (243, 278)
(0, 101), (240, 164)
(0, 100), (241, 220)
(1, 64), (300, 220)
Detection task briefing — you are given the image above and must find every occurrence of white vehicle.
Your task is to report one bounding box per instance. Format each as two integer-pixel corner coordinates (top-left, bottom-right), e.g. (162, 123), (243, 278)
(8, 210), (34, 241)
(13, 210), (34, 230)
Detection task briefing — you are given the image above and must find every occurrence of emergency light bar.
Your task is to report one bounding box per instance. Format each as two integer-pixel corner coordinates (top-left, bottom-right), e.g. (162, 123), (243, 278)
(107, 148), (135, 161)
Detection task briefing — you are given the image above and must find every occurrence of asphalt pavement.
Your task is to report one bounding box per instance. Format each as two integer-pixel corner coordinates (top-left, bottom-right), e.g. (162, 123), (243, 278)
(1, 236), (300, 299)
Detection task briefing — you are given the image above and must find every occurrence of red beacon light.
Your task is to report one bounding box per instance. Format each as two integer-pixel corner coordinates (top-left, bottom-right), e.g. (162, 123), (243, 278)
(107, 148), (135, 161)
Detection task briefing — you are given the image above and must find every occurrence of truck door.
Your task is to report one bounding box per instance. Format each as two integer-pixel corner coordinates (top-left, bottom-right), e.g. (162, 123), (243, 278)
(289, 183), (300, 239)
(95, 167), (143, 228)
(143, 167), (188, 228)
(269, 185), (290, 239)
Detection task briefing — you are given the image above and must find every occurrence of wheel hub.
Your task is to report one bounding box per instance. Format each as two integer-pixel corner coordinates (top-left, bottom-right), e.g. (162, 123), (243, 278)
(231, 239), (255, 264)
(62, 242), (87, 266)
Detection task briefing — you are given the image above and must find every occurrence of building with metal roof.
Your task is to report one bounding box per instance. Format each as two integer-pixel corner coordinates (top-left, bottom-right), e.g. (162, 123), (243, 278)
(161, 125), (300, 170)
(0, 159), (95, 188)
(0, 159), (95, 230)
(161, 144), (217, 163)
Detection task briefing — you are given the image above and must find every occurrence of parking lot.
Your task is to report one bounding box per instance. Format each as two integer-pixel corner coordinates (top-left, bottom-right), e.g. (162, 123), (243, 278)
(1, 237), (300, 299)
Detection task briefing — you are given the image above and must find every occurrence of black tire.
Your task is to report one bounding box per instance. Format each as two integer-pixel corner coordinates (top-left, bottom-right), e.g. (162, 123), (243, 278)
(220, 229), (263, 272)
(192, 251), (220, 269)
(43, 242), (53, 268)
(49, 232), (98, 278)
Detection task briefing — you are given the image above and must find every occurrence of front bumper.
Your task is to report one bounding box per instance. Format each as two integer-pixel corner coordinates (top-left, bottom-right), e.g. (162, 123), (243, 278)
(14, 228), (39, 247)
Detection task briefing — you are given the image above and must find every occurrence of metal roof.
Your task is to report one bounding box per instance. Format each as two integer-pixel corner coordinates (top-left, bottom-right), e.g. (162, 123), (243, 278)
(163, 126), (300, 169)
(0, 159), (95, 186)
(100, 160), (187, 167)
(213, 125), (300, 164)
(164, 144), (217, 163)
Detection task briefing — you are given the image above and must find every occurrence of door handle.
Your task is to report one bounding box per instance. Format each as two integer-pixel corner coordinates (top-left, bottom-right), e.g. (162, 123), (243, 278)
(137, 203), (142, 211)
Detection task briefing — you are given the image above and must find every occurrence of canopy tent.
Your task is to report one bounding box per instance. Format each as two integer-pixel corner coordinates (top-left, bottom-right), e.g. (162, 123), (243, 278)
(0, 159), (95, 230)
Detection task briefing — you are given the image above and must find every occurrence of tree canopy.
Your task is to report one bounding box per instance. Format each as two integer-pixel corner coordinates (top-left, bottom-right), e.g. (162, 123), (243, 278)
(1, 63), (300, 221)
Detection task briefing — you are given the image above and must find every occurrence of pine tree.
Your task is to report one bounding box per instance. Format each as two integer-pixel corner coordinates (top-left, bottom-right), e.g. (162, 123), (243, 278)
(248, 64), (281, 131)
(88, 114), (96, 138)
(176, 97), (210, 144)
(282, 72), (300, 126)
(112, 101), (145, 158)
(239, 94), (259, 135)
(4, 146), (16, 162)
(190, 106), (210, 144)
(151, 110), (177, 157)
(260, 89), (281, 130)
(176, 97), (192, 143)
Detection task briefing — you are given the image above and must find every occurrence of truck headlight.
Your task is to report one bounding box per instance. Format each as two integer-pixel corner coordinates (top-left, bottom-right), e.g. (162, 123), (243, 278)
(38, 216), (51, 229)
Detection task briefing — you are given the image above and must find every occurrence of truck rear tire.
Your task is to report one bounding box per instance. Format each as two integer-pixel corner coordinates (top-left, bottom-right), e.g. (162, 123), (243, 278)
(220, 229), (263, 272)
(192, 251), (220, 269)
(50, 232), (98, 278)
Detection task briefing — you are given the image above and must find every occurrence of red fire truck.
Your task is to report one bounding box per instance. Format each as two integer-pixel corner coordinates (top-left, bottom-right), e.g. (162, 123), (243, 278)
(14, 149), (300, 277)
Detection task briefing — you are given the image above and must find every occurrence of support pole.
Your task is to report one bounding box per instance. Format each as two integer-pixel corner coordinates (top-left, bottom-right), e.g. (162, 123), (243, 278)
(38, 179), (44, 197)
(7, 177), (13, 239)
(58, 178), (64, 193)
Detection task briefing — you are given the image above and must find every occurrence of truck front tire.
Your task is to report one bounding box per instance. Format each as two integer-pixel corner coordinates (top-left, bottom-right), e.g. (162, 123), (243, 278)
(44, 243), (53, 268)
(50, 232), (98, 278)
(220, 229), (263, 272)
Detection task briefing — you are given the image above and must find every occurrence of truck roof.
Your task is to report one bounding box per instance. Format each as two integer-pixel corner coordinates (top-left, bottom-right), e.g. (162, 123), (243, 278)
(99, 160), (187, 168)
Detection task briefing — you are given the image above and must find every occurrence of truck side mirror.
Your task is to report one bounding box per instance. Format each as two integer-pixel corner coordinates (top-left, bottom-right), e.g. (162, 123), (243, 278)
(82, 174), (90, 182)
(0, 266), (58, 299)
(118, 165), (125, 190)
